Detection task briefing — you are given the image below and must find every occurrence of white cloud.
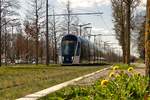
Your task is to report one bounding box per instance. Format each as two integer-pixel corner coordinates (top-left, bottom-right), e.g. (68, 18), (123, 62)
(137, 0), (146, 10)
(92, 27), (109, 34)
(91, 27), (116, 37)
(58, 0), (146, 9)
(141, 0), (146, 5)
(58, 0), (110, 8)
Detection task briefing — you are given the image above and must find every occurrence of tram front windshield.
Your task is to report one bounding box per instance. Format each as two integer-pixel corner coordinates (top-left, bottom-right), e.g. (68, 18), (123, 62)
(62, 40), (77, 56)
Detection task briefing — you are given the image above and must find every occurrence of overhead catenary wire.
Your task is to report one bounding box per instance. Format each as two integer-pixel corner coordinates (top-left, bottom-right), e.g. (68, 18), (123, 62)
(93, 1), (121, 53)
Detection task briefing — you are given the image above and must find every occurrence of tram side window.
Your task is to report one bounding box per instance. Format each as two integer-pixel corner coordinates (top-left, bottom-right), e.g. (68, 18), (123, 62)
(76, 42), (80, 56)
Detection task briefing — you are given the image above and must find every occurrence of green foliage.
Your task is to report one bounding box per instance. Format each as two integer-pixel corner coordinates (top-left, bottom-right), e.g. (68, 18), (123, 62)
(41, 66), (148, 100)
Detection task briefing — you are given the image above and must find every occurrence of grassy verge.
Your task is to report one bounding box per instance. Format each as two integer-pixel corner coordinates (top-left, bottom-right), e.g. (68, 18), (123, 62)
(113, 63), (136, 69)
(0, 65), (106, 99)
(40, 65), (149, 100)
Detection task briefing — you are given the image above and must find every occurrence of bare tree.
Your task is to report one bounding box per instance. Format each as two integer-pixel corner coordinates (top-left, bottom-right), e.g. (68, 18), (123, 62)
(124, 0), (140, 64)
(26, 0), (46, 65)
(0, 0), (20, 66)
(60, 1), (79, 35)
(111, 0), (126, 63)
(133, 12), (146, 60)
(111, 0), (140, 64)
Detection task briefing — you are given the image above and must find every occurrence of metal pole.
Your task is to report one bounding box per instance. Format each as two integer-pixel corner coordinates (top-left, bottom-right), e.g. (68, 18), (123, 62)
(104, 42), (106, 53)
(35, 0), (39, 65)
(53, 10), (57, 64)
(94, 36), (96, 63)
(27, 36), (29, 64)
(79, 25), (82, 36)
(11, 25), (14, 62)
(0, 0), (1, 66)
(72, 23), (91, 36)
(67, 0), (70, 34)
(4, 19), (7, 66)
(96, 41), (98, 63)
(46, 0), (49, 65)
(99, 40), (101, 63)
(88, 42), (90, 63)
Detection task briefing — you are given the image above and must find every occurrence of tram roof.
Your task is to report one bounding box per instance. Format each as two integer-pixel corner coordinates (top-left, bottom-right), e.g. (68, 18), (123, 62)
(62, 34), (98, 47)
(62, 34), (90, 43)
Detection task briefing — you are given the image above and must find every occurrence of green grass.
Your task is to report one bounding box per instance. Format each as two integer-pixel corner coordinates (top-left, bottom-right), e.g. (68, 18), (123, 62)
(113, 63), (136, 69)
(0, 65), (106, 100)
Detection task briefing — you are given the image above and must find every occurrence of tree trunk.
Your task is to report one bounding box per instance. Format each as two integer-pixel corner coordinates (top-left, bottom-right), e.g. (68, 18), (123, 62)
(143, 0), (150, 97)
(121, 0), (126, 64)
(122, 46), (126, 63)
(125, 0), (131, 65)
(145, 0), (150, 89)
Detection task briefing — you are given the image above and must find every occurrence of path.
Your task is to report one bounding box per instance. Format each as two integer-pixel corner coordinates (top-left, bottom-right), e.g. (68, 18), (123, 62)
(73, 69), (110, 86)
(133, 63), (146, 75)
(73, 63), (146, 86)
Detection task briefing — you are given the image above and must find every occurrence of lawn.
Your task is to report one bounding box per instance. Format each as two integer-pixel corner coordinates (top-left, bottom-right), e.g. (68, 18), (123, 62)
(0, 64), (106, 99)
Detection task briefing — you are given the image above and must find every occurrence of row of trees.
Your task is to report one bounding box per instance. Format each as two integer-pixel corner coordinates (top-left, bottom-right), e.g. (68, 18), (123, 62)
(0, 0), (82, 66)
(134, 12), (145, 60)
(111, 0), (140, 64)
(0, 0), (146, 66)
(0, 0), (21, 66)
(111, 0), (149, 90)
(24, 0), (80, 65)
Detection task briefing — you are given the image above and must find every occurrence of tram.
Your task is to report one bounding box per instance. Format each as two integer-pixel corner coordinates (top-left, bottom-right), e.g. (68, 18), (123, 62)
(59, 34), (101, 64)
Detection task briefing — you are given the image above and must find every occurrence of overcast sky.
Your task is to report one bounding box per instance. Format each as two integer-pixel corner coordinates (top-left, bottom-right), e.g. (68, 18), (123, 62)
(19, 0), (146, 56)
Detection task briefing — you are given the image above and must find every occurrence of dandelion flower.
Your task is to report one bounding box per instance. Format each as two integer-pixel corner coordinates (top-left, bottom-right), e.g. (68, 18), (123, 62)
(101, 79), (109, 86)
(135, 72), (141, 76)
(116, 74), (121, 78)
(109, 72), (115, 78)
(113, 66), (119, 70)
(128, 67), (134, 72)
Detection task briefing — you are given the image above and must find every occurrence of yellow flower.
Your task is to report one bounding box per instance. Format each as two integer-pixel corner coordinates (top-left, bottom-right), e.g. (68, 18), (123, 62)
(109, 72), (115, 78)
(101, 79), (109, 86)
(128, 67), (134, 72)
(113, 65), (119, 70)
(110, 94), (113, 96)
(116, 74), (121, 78)
(135, 72), (141, 76)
